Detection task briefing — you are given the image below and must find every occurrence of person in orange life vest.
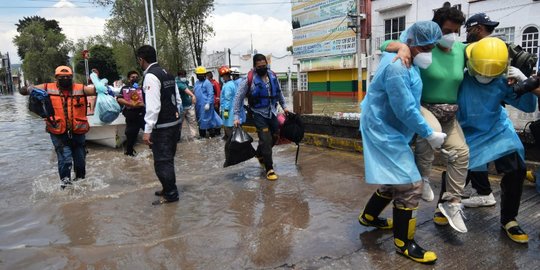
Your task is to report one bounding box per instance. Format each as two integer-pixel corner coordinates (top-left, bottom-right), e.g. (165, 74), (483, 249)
(24, 66), (97, 189)
(206, 71), (222, 137)
(116, 70), (145, 156)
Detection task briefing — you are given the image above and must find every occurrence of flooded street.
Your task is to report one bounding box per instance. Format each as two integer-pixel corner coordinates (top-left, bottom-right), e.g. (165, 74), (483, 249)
(0, 93), (539, 269)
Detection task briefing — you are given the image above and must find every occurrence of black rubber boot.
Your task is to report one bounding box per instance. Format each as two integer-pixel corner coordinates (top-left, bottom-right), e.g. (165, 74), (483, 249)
(393, 206), (437, 264)
(358, 191), (393, 229)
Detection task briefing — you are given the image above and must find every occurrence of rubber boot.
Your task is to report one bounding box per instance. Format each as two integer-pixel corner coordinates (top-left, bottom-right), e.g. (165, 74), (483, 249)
(393, 206), (437, 264)
(358, 191), (393, 229)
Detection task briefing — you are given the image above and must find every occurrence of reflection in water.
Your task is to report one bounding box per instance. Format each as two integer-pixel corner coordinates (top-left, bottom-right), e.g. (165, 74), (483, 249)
(59, 202), (96, 246)
(229, 181), (310, 267)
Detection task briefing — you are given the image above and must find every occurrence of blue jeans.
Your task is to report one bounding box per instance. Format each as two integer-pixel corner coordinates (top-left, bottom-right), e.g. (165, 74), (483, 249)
(50, 133), (86, 180)
(252, 113), (279, 171)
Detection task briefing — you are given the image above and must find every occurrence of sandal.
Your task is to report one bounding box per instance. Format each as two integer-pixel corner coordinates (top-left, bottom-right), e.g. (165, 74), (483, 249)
(266, 169), (278, 181)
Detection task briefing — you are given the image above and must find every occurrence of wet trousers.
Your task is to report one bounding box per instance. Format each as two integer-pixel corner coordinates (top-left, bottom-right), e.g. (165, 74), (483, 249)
(179, 106), (198, 140)
(50, 133), (86, 180)
(466, 152), (526, 224)
(123, 109), (145, 155)
(253, 113), (279, 172)
(377, 181), (422, 209)
(151, 125), (180, 200)
(415, 106), (469, 202)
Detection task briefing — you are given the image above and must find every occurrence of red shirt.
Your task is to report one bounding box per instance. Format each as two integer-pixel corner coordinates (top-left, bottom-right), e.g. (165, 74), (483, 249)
(210, 79), (221, 106)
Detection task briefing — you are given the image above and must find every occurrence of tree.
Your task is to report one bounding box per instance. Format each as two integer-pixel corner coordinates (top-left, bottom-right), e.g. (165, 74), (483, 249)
(13, 21), (72, 84)
(183, 0), (214, 66)
(94, 0), (214, 70)
(74, 44), (119, 83)
(15, 16), (62, 60)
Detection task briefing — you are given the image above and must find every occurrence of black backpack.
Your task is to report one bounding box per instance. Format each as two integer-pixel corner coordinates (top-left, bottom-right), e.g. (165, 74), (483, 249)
(280, 112), (305, 164)
(508, 43), (538, 76)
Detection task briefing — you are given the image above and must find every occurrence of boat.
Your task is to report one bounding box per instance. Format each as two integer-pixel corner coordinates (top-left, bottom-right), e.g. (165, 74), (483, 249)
(85, 96), (127, 148)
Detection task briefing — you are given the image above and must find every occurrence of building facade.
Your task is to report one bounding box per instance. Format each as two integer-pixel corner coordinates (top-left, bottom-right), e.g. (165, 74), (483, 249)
(292, 0), (371, 98)
(370, 0), (540, 77)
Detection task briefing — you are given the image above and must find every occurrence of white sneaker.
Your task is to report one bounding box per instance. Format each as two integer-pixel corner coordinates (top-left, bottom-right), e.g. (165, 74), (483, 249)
(461, 193), (496, 208)
(421, 177), (434, 202)
(438, 202), (467, 233)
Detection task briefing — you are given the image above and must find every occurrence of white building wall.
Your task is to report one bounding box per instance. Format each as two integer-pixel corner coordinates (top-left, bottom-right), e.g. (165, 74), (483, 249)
(369, 0), (540, 79)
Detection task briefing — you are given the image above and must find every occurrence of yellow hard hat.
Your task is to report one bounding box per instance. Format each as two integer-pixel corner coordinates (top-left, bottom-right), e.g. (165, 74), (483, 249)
(466, 37), (509, 77)
(195, 66), (207, 75)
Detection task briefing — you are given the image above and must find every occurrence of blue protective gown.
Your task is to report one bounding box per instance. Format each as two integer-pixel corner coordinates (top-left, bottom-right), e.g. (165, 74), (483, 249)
(360, 52), (433, 185)
(194, 78), (222, 129)
(220, 80), (237, 127)
(457, 73), (537, 170)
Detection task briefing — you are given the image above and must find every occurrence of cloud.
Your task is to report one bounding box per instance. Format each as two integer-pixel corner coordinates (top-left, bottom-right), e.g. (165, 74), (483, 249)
(205, 12), (292, 56)
(37, 1), (106, 45)
(0, 0), (107, 63)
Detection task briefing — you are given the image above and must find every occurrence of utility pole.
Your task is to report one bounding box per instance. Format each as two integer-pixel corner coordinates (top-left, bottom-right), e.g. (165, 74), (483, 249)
(144, 0), (157, 49)
(347, 1), (366, 102)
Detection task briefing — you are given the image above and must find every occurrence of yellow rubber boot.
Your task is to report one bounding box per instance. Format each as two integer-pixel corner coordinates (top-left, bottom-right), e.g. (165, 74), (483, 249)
(358, 191), (393, 229)
(393, 206), (437, 264)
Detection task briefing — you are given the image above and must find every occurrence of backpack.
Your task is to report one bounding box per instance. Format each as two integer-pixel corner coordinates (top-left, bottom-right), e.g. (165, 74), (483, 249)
(29, 87), (55, 119)
(508, 43), (538, 76)
(280, 112), (305, 164)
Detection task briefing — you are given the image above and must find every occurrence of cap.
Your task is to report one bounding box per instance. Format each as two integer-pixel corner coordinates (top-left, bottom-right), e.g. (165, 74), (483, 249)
(55, 66), (73, 76)
(465, 13), (499, 29)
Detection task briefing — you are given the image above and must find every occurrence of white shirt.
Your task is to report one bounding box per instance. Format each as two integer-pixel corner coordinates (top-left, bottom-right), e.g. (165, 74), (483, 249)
(142, 62), (182, 133)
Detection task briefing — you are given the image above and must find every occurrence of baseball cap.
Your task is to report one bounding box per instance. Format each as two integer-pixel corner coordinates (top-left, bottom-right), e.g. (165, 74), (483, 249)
(55, 66), (73, 76)
(465, 13), (499, 29)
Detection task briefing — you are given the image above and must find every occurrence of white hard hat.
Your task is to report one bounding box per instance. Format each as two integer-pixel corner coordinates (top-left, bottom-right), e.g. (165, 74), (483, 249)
(230, 67), (240, 75)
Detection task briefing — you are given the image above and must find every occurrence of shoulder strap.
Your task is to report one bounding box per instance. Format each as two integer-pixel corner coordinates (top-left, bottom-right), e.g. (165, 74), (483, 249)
(247, 70), (254, 91)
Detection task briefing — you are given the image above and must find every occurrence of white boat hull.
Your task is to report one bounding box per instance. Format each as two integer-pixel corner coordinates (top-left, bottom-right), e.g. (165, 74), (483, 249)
(86, 114), (127, 148)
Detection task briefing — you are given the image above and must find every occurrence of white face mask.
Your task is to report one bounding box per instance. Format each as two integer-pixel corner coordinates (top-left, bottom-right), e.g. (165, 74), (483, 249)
(475, 75), (494, 84)
(439, 33), (457, 49)
(180, 77), (187, 82)
(413, 52), (433, 69)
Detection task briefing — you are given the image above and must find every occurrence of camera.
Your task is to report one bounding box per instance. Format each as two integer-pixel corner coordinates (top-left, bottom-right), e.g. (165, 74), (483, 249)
(512, 73), (540, 96)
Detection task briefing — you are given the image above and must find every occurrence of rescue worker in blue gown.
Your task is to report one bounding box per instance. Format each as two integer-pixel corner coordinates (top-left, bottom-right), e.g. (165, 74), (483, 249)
(357, 21), (443, 264)
(457, 37), (539, 244)
(193, 66), (222, 138)
(230, 67), (246, 123)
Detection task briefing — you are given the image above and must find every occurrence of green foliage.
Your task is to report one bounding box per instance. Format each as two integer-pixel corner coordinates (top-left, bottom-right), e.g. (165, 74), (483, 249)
(15, 16), (63, 60)
(13, 21), (72, 84)
(74, 44), (119, 83)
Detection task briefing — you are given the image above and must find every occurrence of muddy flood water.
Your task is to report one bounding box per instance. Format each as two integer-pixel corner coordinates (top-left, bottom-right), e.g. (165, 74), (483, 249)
(0, 93), (539, 269)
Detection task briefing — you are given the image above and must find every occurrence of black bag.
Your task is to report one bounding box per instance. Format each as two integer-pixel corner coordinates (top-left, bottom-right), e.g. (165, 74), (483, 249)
(528, 120), (540, 147)
(280, 112), (305, 144)
(224, 127), (256, 167)
(28, 88), (55, 119)
(508, 43), (538, 76)
(280, 112), (305, 164)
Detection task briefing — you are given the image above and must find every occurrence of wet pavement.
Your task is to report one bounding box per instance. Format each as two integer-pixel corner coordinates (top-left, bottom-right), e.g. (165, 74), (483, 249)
(1, 139), (539, 269)
(1, 94), (539, 269)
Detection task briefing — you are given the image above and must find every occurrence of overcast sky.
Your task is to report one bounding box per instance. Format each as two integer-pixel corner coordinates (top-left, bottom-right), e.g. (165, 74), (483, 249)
(0, 0), (293, 64)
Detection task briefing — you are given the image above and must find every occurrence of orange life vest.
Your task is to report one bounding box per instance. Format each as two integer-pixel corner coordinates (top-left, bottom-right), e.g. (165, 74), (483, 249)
(45, 83), (89, 135)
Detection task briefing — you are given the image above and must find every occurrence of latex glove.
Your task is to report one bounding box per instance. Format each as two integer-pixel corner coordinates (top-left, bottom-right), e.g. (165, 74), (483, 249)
(440, 149), (458, 163)
(508, 66), (527, 82)
(223, 110), (229, 119)
(426, 132), (447, 150)
(204, 103), (210, 111)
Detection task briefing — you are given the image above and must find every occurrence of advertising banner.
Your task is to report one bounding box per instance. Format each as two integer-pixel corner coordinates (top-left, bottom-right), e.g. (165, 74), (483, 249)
(293, 17), (356, 60)
(292, 0), (355, 29)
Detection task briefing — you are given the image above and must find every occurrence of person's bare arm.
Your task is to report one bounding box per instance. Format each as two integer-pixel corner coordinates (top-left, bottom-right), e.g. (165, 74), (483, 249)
(83, 84), (96, 96)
